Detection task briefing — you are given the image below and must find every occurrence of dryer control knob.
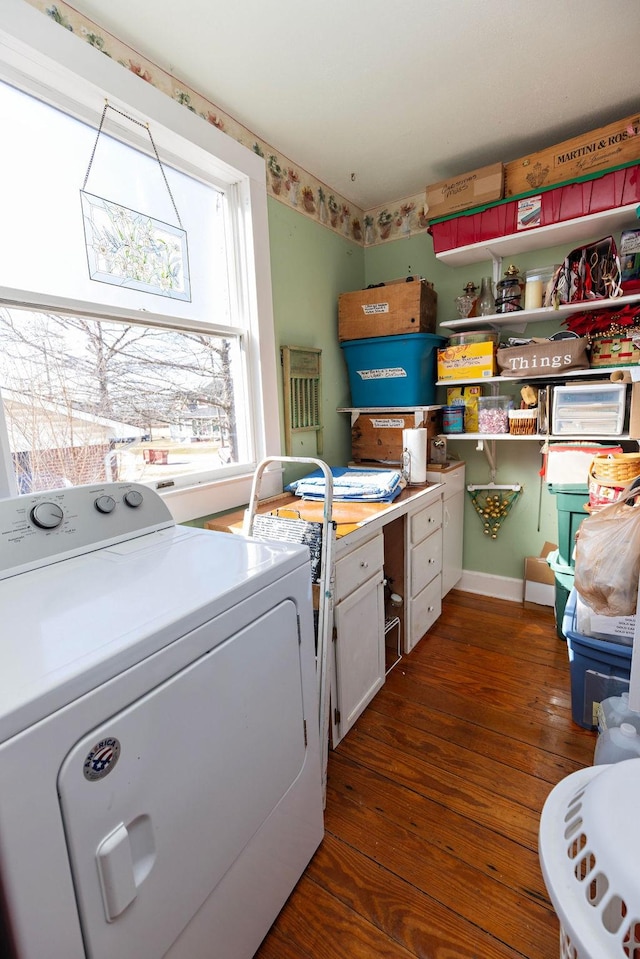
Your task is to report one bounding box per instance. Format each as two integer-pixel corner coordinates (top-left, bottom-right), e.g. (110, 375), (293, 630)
(124, 490), (143, 508)
(31, 502), (64, 530)
(95, 495), (116, 514)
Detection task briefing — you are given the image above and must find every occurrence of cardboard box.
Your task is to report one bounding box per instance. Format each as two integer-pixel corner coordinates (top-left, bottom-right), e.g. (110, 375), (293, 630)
(504, 111), (640, 197)
(523, 543), (557, 609)
(426, 161), (504, 220)
(338, 277), (437, 342)
(437, 342), (496, 381)
(446, 385), (482, 432)
(350, 409), (438, 464)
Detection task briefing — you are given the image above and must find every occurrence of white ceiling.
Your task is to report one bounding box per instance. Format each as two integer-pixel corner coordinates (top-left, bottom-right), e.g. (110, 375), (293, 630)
(68, 0), (640, 211)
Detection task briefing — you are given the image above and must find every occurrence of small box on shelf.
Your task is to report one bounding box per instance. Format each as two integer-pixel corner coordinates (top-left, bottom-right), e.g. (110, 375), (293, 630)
(349, 409), (438, 465)
(437, 341), (496, 381)
(426, 162), (504, 220)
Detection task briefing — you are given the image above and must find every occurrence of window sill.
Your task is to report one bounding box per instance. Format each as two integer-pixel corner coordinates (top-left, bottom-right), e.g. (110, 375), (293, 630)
(162, 465), (284, 524)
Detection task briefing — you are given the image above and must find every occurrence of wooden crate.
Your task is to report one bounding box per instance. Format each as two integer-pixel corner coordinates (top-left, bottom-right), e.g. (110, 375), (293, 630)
(425, 161), (504, 220)
(350, 409), (438, 464)
(338, 277), (437, 342)
(505, 111), (640, 197)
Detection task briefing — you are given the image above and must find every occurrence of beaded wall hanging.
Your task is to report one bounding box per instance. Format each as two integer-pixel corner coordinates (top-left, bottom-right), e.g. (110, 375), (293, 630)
(467, 483), (522, 539)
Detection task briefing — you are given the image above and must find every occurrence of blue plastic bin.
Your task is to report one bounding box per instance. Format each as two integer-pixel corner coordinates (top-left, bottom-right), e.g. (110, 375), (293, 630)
(341, 333), (446, 407)
(563, 588), (632, 730)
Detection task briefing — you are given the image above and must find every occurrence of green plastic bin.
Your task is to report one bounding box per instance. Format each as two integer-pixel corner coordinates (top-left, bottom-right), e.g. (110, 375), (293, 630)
(547, 549), (575, 639)
(548, 485), (589, 568)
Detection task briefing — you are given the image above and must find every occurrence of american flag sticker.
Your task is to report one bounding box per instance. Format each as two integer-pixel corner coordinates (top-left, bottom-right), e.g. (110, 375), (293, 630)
(83, 737), (121, 782)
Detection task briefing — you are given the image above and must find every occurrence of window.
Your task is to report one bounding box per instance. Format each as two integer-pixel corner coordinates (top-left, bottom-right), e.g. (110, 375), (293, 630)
(0, 8), (281, 521)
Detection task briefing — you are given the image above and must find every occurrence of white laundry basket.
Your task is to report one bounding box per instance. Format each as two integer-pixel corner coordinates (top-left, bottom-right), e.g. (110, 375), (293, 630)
(539, 759), (640, 958)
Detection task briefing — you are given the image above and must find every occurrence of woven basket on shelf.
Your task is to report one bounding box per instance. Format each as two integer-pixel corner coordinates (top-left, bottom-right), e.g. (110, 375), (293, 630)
(508, 409), (538, 435)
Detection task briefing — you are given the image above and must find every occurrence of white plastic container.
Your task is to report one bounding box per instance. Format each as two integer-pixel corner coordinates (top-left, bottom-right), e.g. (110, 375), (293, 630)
(551, 382), (626, 436)
(596, 691), (640, 734)
(594, 722), (640, 764)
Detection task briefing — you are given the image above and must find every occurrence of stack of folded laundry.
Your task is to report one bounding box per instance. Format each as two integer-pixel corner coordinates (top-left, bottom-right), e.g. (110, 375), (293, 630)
(288, 467), (405, 503)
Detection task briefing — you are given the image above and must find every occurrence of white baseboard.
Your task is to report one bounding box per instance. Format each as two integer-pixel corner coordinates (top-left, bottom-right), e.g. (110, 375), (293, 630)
(458, 570), (524, 603)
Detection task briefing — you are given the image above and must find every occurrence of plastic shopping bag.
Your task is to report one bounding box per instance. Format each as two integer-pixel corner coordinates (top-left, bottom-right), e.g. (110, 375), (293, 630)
(574, 481), (640, 616)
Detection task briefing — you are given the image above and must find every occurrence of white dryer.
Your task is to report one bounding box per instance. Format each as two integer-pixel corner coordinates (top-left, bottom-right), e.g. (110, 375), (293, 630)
(0, 482), (323, 959)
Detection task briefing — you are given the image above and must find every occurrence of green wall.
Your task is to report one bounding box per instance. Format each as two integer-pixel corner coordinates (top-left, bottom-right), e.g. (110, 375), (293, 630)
(267, 197), (364, 481)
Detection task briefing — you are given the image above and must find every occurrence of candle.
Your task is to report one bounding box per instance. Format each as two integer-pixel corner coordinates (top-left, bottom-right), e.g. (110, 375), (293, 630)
(524, 279), (543, 310)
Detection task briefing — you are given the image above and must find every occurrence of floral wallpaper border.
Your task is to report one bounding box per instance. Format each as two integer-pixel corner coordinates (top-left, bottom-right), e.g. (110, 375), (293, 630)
(25, 1), (430, 248)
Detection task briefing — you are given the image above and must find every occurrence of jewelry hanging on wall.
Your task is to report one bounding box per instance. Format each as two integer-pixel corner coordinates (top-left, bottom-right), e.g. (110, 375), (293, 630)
(80, 100), (191, 301)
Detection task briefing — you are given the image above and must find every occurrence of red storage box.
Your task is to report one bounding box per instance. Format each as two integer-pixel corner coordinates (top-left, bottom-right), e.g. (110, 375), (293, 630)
(429, 164), (640, 255)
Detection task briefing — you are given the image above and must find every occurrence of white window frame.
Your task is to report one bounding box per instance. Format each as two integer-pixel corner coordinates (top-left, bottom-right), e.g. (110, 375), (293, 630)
(0, 1), (283, 522)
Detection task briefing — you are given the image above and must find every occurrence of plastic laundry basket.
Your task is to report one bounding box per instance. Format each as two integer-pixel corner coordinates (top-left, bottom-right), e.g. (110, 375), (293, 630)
(539, 759), (640, 958)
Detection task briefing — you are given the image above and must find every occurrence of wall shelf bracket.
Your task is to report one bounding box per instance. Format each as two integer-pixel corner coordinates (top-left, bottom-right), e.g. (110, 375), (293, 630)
(476, 438), (498, 483)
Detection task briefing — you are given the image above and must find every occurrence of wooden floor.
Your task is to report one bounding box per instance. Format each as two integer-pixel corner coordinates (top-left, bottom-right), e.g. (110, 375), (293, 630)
(254, 589), (596, 959)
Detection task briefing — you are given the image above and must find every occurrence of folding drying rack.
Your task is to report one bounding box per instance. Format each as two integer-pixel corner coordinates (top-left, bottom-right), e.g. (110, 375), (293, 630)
(244, 456), (335, 802)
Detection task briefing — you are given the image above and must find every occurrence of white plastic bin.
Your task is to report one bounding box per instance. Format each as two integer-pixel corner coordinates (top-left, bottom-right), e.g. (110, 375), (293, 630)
(539, 760), (640, 958)
(551, 383), (626, 436)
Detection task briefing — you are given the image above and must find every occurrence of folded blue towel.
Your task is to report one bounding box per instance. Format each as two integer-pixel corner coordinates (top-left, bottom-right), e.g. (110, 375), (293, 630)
(288, 467), (404, 502)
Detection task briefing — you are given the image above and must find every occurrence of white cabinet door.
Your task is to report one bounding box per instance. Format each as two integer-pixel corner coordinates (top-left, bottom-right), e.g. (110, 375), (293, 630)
(333, 572), (385, 746)
(442, 488), (464, 596)
(409, 574), (442, 651)
(428, 464), (465, 598)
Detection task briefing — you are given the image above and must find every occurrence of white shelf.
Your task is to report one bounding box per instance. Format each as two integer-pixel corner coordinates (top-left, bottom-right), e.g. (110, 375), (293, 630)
(435, 202), (640, 267)
(441, 292), (640, 332)
(436, 366), (639, 387)
(446, 432), (634, 442)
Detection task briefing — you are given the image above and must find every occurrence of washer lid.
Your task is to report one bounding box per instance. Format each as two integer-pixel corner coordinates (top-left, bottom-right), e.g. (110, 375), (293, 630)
(0, 525), (310, 742)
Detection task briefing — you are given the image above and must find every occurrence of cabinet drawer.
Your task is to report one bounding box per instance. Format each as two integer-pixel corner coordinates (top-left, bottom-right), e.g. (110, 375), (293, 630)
(441, 465), (466, 497)
(335, 533), (384, 603)
(409, 574), (442, 650)
(410, 526), (443, 597)
(409, 498), (443, 546)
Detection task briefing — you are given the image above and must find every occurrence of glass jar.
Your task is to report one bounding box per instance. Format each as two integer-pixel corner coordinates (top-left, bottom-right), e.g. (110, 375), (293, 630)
(495, 264), (523, 313)
(477, 395), (512, 433)
(454, 281), (478, 318)
(441, 405), (465, 434)
(524, 269), (545, 310)
(477, 276), (496, 316)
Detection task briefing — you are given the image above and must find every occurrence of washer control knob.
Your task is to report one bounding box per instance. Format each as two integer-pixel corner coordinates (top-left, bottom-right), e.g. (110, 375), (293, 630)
(95, 495), (116, 514)
(124, 489), (144, 508)
(31, 502), (64, 530)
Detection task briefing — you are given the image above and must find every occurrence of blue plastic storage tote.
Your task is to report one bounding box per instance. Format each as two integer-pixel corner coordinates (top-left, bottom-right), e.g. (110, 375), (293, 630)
(341, 333), (446, 407)
(563, 588), (632, 730)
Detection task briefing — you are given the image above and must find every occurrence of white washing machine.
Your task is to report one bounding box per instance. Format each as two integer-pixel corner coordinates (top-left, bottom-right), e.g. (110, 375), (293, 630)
(0, 482), (323, 959)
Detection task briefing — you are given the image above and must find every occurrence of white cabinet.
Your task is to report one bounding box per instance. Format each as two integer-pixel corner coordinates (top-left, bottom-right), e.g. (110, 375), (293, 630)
(405, 497), (443, 651)
(428, 462), (465, 596)
(332, 532), (385, 745)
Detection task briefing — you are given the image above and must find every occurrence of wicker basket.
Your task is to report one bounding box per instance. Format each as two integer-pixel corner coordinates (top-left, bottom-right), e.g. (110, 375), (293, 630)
(591, 452), (640, 483)
(508, 409), (538, 435)
(589, 453), (640, 508)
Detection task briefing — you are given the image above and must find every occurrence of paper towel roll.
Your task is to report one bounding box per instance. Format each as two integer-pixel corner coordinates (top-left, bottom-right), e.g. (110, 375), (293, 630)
(402, 428), (427, 485)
